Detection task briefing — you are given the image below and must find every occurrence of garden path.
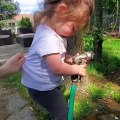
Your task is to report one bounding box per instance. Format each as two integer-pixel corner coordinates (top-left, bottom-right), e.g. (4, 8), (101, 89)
(0, 44), (37, 120)
(0, 44), (28, 60)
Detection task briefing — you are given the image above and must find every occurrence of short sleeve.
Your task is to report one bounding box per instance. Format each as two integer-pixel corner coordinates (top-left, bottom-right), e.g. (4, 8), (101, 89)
(37, 35), (60, 56)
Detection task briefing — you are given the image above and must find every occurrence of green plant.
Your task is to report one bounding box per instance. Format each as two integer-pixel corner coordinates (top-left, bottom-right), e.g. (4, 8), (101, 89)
(0, 0), (20, 21)
(3, 72), (29, 98)
(104, 83), (120, 103)
(111, 91), (120, 103)
(87, 62), (106, 76)
(74, 99), (95, 119)
(103, 82), (113, 97)
(83, 35), (94, 51)
(0, 21), (8, 29)
(18, 17), (32, 28)
(87, 84), (105, 100)
(64, 89), (70, 102)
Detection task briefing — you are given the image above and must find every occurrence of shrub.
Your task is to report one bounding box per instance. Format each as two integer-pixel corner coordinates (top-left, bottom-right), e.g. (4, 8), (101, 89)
(18, 17), (32, 28)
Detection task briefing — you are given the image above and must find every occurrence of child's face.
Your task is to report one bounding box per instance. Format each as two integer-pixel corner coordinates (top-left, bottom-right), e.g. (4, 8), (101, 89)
(54, 16), (89, 38)
(49, 3), (90, 38)
(55, 20), (76, 37)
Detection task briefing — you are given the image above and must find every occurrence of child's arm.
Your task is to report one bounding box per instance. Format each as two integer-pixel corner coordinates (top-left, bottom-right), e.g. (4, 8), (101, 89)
(44, 53), (86, 76)
(0, 53), (25, 79)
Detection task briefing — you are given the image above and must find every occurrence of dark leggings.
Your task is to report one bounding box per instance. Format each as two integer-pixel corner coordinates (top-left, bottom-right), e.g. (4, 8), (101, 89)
(28, 87), (68, 120)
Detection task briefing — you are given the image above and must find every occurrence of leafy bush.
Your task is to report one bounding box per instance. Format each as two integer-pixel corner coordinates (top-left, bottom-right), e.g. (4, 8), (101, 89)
(18, 17), (32, 28)
(83, 35), (94, 51)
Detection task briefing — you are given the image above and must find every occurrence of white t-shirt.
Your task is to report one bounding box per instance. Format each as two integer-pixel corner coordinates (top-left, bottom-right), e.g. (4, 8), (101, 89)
(21, 24), (67, 91)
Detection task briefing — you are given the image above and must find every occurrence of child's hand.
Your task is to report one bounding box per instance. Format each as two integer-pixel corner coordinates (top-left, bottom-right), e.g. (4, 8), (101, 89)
(73, 63), (87, 77)
(78, 64), (87, 76)
(2, 53), (26, 77)
(74, 52), (87, 76)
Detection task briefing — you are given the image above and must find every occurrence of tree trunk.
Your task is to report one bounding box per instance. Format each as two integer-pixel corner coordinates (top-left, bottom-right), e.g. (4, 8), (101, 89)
(93, 0), (103, 61)
(66, 33), (91, 97)
(119, 20), (120, 34)
(67, 33), (84, 55)
(118, 1), (120, 34)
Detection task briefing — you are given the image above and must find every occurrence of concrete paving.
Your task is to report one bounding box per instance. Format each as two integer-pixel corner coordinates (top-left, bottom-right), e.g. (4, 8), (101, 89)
(0, 82), (37, 120)
(0, 44), (38, 120)
(0, 44), (28, 59)
(0, 44), (29, 66)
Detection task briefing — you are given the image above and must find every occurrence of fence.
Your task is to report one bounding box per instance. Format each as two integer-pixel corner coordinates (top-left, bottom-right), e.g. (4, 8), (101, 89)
(103, 14), (120, 32)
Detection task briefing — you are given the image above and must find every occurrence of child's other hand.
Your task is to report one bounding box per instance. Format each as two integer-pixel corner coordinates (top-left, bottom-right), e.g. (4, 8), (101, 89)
(74, 52), (87, 76)
(3, 53), (26, 76)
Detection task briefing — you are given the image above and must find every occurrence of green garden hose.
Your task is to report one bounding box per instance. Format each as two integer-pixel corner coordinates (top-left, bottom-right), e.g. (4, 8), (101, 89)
(68, 84), (77, 120)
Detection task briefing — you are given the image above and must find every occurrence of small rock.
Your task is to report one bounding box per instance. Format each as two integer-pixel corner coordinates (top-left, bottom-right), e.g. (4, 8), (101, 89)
(115, 116), (119, 120)
(98, 114), (116, 120)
